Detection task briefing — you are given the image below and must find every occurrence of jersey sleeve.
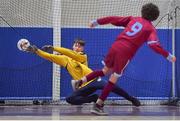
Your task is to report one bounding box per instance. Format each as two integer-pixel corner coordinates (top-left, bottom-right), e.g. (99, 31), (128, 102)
(53, 47), (87, 63)
(147, 29), (169, 58)
(97, 16), (132, 27)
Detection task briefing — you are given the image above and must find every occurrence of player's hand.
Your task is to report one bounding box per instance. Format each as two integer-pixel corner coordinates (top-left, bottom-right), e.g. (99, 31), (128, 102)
(26, 45), (38, 53)
(171, 56), (176, 62)
(41, 45), (53, 53)
(89, 22), (94, 28)
(89, 20), (98, 28)
(167, 53), (176, 63)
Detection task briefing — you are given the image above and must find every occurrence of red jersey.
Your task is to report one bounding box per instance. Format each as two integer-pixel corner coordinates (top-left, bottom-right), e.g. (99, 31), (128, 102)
(97, 16), (169, 59)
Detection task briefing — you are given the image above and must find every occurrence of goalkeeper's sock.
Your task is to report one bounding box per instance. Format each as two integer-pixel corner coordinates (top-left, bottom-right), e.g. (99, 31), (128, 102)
(112, 85), (137, 103)
(131, 97), (141, 107)
(112, 85), (141, 107)
(85, 70), (105, 82)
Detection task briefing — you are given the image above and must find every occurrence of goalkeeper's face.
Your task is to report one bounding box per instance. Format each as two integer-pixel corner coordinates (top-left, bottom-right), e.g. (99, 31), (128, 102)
(73, 43), (84, 52)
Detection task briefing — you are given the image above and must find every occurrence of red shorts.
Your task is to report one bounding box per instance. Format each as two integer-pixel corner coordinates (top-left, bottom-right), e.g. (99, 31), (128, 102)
(104, 48), (130, 76)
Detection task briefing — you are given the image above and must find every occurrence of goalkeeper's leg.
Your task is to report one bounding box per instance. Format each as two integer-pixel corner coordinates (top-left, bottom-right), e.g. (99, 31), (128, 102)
(66, 82), (99, 105)
(66, 94), (98, 105)
(66, 79), (109, 105)
(112, 85), (141, 106)
(79, 78), (141, 107)
(88, 79), (140, 106)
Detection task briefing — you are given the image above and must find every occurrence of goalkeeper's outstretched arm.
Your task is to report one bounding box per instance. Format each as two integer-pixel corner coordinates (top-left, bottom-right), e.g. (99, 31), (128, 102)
(53, 46), (87, 63)
(25, 45), (68, 67)
(42, 45), (87, 63)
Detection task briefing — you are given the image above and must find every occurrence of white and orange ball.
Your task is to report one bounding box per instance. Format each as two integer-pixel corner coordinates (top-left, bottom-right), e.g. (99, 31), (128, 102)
(17, 39), (30, 51)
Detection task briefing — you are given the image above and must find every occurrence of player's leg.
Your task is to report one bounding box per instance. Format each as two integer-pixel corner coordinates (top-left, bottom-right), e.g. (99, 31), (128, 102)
(91, 74), (118, 115)
(66, 93), (98, 105)
(66, 80), (100, 105)
(81, 48), (115, 83)
(66, 78), (111, 105)
(85, 78), (140, 106)
(94, 78), (140, 106)
(91, 52), (130, 115)
(75, 66), (111, 90)
(75, 48), (114, 88)
(112, 85), (141, 106)
(69, 78), (117, 105)
(80, 66), (111, 83)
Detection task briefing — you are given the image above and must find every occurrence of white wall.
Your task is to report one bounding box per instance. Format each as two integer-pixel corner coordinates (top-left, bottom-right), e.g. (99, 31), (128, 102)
(0, 0), (179, 28)
(61, 0), (177, 28)
(0, 0), (53, 27)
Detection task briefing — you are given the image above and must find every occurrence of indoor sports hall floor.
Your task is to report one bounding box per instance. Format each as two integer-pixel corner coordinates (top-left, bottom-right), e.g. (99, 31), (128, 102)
(0, 104), (180, 120)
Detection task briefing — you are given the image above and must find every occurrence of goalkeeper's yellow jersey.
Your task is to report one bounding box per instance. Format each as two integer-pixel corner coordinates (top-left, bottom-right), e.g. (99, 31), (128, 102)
(36, 47), (95, 88)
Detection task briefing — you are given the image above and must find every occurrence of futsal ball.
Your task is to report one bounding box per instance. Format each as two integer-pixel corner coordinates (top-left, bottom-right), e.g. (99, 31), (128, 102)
(17, 39), (30, 51)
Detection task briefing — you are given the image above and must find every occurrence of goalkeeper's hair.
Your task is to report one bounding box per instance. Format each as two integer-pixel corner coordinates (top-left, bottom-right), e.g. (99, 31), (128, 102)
(74, 38), (85, 46)
(141, 3), (159, 21)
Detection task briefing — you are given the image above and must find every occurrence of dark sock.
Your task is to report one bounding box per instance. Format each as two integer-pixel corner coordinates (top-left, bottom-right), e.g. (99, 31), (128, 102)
(99, 81), (115, 101)
(112, 85), (134, 101)
(112, 86), (141, 106)
(86, 70), (105, 82)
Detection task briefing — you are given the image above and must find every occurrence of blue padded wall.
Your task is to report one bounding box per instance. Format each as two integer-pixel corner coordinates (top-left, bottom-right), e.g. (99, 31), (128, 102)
(0, 27), (53, 99)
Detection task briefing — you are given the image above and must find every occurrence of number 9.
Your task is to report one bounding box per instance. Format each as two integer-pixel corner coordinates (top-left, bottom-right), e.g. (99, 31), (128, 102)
(126, 22), (143, 36)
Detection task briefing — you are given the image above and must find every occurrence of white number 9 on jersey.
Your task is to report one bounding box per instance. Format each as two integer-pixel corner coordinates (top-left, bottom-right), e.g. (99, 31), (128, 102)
(126, 22), (143, 36)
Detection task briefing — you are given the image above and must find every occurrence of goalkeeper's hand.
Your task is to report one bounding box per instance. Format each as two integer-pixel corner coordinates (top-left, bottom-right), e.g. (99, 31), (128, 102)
(26, 45), (38, 53)
(89, 20), (99, 28)
(167, 53), (176, 62)
(41, 45), (54, 53)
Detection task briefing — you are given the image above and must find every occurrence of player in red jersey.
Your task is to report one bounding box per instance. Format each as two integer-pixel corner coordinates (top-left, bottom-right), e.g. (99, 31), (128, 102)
(75, 3), (176, 115)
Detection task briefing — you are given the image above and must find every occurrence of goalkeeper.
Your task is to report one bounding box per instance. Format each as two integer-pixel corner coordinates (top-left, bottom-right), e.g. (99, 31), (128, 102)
(25, 38), (140, 106)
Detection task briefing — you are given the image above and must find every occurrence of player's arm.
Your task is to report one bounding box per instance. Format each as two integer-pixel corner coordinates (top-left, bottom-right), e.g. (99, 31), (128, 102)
(41, 45), (87, 63)
(89, 16), (132, 28)
(147, 30), (176, 62)
(53, 46), (87, 63)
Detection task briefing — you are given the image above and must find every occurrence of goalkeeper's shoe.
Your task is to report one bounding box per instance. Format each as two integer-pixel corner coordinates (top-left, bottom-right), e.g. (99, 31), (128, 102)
(41, 45), (53, 53)
(26, 45), (38, 53)
(90, 103), (108, 116)
(33, 100), (41, 105)
(131, 97), (141, 107)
